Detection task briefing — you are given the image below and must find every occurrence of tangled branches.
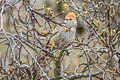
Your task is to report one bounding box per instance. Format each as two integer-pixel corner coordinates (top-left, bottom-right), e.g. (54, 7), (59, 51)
(0, 0), (120, 80)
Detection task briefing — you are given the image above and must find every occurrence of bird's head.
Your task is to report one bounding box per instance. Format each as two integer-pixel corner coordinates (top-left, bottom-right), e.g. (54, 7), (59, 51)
(64, 12), (77, 28)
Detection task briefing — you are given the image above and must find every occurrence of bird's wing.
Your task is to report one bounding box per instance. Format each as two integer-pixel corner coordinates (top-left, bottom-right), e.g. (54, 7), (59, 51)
(53, 25), (62, 33)
(46, 25), (62, 46)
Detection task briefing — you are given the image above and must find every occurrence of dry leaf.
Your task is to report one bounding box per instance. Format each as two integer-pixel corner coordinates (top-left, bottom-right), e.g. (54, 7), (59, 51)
(81, 2), (86, 11)
(47, 40), (55, 48)
(94, 4), (98, 8)
(41, 30), (49, 35)
(64, 3), (69, 11)
(46, 8), (53, 15)
(65, 27), (70, 32)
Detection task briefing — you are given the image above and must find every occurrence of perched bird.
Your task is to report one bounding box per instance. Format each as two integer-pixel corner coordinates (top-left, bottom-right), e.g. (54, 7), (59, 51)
(47, 12), (77, 49)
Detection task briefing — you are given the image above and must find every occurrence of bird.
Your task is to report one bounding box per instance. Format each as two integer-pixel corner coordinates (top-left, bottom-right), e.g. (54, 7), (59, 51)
(47, 12), (77, 50)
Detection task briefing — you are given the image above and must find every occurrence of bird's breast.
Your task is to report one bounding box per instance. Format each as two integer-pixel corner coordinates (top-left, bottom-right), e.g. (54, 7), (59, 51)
(61, 27), (76, 42)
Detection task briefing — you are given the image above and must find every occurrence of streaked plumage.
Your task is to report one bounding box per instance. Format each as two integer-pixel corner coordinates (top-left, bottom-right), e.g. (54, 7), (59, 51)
(47, 12), (77, 49)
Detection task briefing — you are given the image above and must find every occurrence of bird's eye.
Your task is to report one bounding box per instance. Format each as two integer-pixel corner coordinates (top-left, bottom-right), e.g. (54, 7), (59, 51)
(66, 19), (69, 20)
(66, 18), (72, 20)
(69, 18), (72, 20)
